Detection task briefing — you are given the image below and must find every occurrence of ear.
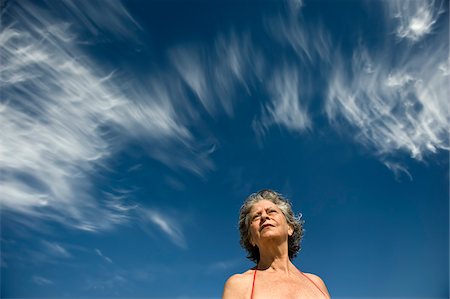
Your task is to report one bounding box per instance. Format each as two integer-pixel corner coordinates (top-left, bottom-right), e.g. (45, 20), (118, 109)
(288, 225), (294, 237)
(249, 234), (255, 247)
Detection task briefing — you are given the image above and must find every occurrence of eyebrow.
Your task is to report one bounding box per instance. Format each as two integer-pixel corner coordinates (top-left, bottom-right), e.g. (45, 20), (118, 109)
(250, 206), (278, 215)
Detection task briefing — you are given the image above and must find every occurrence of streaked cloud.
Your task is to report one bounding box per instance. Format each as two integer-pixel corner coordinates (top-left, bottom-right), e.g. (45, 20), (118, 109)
(170, 46), (214, 115)
(41, 241), (72, 258)
(95, 249), (113, 264)
(32, 275), (54, 286)
(211, 32), (260, 115)
(206, 258), (241, 274)
(140, 208), (187, 249)
(84, 272), (127, 291)
(2, 0), (447, 239)
(0, 0), (210, 233)
(385, 0), (443, 41)
(288, 0), (304, 12)
(9, 0), (142, 43)
(253, 66), (311, 135)
(265, 8), (332, 64)
(323, 0), (448, 169)
(384, 162), (413, 181)
(170, 31), (261, 118)
(252, 6), (332, 137)
(325, 38), (449, 162)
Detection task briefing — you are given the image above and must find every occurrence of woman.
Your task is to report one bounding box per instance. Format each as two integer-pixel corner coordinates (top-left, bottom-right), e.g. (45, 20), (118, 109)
(222, 189), (330, 299)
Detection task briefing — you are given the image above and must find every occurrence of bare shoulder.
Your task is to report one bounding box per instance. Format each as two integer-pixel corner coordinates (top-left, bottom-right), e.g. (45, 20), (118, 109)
(303, 272), (331, 298)
(303, 272), (326, 285)
(222, 270), (254, 299)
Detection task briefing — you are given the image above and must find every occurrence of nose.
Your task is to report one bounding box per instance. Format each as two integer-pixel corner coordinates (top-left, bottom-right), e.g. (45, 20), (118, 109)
(260, 211), (270, 222)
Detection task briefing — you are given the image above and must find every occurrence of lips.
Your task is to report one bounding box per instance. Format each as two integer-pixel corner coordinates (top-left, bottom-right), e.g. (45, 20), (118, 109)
(260, 223), (274, 231)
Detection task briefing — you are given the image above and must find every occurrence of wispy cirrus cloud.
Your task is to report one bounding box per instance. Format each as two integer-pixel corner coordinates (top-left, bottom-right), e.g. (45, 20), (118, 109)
(262, 0), (448, 170)
(2, 0), (447, 236)
(252, 5), (332, 137)
(170, 31), (262, 118)
(385, 0), (444, 42)
(140, 208), (187, 249)
(265, 6), (332, 64)
(84, 272), (127, 292)
(0, 0), (209, 234)
(206, 258), (241, 274)
(253, 66), (311, 135)
(325, 34), (449, 165)
(32, 275), (54, 286)
(6, 0), (142, 43)
(95, 249), (113, 264)
(41, 241), (72, 259)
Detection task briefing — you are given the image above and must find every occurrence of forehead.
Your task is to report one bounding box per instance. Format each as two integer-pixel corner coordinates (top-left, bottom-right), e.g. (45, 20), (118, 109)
(250, 199), (279, 213)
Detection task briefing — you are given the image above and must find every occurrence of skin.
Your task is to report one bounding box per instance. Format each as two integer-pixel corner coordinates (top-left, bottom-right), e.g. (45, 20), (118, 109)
(222, 200), (331, 299)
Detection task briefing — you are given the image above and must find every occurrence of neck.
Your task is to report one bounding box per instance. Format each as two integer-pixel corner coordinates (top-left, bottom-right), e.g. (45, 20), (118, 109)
(256, 242), (293, 274)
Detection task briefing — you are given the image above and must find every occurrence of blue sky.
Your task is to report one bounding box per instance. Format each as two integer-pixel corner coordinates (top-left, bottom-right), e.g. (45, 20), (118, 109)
(1, 0), (449, 298)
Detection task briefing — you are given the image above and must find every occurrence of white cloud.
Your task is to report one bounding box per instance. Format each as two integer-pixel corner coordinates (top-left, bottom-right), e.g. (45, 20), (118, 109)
(95, 248), (113, 264)
(265, 9), (332, 64)
(141, 209), (187, 249)
(12, 0), (142, 43)
(170, 31), (263, 118)
(0, 0), (210, 233)
(41, 241), (72, 258)
(170, 46), (213, 115)
(288, 0), (304, 12)
(4, 0), (445, 236)
(384, 162), (413, 181)
(84, 272), (127, 291)
(386, 0), (443, 41)
(325, 39), (449, 162)
(207, 258), (241, 274)
(212, 32), (260, 115)
(254, 66), (311, 135)
(32, 275), (54, 286)
(253, 7), (332, 137)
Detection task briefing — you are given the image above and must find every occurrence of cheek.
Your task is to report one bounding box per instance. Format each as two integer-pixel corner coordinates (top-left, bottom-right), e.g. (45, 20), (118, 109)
(250, 223), (260, 235)
(248, 223), (258, 239)
(249, 229), (259, 245)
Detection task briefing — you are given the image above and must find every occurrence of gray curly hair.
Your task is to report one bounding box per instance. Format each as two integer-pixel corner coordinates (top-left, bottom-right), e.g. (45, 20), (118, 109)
(239, 189), (304, 263)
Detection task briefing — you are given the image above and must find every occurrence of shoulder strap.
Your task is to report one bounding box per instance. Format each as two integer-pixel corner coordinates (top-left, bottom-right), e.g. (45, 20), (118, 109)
(250, 269), (257, 299)
(298, 270), (327, 298)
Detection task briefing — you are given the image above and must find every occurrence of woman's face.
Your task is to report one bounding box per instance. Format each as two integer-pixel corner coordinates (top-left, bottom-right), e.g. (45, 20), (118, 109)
(249, 199), (293, 247)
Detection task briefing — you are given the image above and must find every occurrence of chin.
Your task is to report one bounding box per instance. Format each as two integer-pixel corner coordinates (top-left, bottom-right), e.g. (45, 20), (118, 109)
(260, 231), (280, 238)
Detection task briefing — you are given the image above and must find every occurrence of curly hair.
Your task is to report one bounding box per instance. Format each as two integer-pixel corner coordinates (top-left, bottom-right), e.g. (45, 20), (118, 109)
(239, 189), (305, 263)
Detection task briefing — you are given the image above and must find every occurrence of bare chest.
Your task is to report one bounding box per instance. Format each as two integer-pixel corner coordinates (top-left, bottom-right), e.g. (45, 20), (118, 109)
(251, 273), (324, 299)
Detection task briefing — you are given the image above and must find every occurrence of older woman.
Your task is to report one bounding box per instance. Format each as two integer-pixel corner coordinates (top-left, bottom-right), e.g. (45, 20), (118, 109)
(222, 189), (330, 299)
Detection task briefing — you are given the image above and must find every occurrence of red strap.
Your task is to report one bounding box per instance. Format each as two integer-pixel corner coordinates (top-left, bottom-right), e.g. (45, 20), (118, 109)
(250, 269), (257, 299)
(298, 270), (328, 298)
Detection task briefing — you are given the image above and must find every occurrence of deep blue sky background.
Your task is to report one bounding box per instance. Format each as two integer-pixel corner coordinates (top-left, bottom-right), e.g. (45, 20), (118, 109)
(1, 0), (449, 298)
